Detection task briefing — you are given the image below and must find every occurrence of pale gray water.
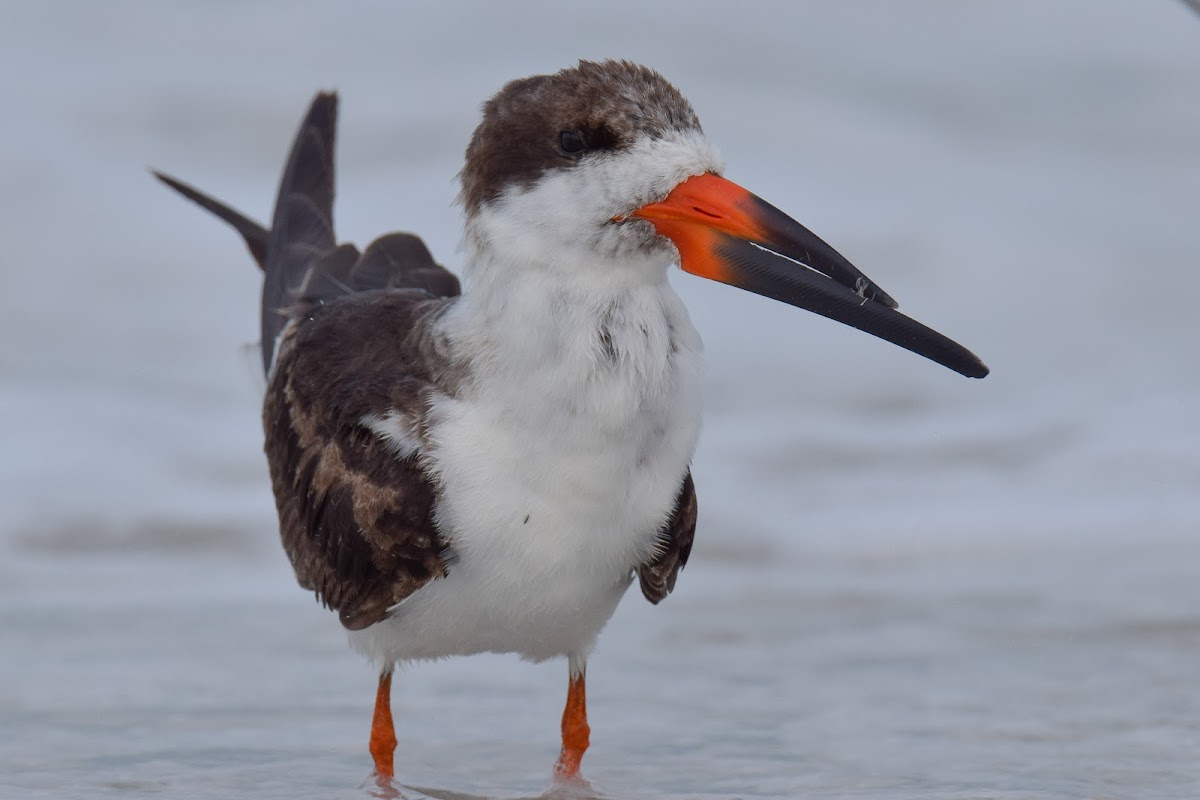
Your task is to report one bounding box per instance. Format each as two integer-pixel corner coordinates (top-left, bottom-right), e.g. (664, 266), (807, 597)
(2, 2), (1198, 798)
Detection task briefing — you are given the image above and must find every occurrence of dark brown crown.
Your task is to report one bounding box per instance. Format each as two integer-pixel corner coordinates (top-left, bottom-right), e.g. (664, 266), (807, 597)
(459, 60), (701, 216)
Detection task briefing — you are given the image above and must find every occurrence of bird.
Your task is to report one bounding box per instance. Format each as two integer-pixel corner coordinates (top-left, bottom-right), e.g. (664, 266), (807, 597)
(156, 59), (987, 787)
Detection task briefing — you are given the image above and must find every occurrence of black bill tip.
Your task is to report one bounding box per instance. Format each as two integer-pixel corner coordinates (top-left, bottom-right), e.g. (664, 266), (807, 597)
(717, 235), (989, 379)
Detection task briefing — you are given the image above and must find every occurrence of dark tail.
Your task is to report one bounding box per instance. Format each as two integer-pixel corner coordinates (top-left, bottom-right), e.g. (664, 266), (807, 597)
(155, 92), (341, 373)
(152, 171), (270, 269)
(259, 92), (341, 373)
(156, 91), (460, 375)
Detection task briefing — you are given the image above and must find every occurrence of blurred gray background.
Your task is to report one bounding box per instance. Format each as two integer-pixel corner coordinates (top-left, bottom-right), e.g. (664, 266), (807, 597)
(1, 2), (1198, 799)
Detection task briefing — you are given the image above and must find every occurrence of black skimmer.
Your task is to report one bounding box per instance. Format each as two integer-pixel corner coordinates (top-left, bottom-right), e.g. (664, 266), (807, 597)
(156, 60), (987, 787)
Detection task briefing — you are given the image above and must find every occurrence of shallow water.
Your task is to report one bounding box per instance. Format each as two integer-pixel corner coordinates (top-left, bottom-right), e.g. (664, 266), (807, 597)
(2, 2), (1199, 798)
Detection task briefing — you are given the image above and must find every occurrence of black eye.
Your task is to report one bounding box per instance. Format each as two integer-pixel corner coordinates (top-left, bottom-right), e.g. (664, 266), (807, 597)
(559, 130), (587, 155)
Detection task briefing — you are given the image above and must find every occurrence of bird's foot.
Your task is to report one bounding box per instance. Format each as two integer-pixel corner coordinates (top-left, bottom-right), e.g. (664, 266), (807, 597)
(364, 769), (405, 799)
(545, 773), (602, 800)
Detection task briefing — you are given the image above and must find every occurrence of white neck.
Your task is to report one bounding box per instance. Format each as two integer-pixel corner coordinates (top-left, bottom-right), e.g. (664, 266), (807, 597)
(443, 241), (701, 431)
(434, 123), (720, 435)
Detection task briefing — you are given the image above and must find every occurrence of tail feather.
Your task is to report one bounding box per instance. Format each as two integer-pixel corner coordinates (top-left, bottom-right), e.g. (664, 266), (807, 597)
(156, 90), (461, 376)
(353, 233), (460, 297)
(260, 92), (340, 372)
(152, 170), (269, 269)
(296, 243), (360, 306)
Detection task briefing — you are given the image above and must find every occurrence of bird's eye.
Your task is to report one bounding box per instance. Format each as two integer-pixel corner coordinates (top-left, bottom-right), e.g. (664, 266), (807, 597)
(559, 130), (587, 155)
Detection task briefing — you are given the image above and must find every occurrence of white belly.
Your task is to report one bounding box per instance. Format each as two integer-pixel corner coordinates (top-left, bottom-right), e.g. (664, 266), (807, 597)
(348, 282), (703, 667)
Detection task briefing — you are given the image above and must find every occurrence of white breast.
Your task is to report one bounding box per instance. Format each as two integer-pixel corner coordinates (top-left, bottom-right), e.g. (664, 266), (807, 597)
(348, 267), (703, 668)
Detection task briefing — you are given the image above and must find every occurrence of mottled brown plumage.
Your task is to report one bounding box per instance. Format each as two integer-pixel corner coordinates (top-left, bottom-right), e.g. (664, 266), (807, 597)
(264, 291), (458, 630)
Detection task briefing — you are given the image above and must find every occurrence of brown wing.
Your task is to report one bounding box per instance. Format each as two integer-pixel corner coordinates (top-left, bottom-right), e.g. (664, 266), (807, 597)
(264, 290), (459, 630)
(637, 471), (697, 604)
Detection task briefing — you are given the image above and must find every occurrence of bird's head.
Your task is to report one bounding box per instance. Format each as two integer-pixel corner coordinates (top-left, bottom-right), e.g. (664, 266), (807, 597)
(460, 60), (987, 378)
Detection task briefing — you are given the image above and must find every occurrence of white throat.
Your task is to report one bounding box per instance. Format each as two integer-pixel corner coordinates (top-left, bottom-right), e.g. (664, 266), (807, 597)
(444, 241), (701, 433)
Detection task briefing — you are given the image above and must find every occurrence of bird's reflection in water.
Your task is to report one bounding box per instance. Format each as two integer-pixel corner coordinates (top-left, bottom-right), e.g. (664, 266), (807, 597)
(365, 773), (606, 800)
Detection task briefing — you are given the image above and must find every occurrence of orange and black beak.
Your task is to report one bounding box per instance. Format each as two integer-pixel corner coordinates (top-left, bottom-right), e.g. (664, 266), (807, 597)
(629, 173), (988, 379)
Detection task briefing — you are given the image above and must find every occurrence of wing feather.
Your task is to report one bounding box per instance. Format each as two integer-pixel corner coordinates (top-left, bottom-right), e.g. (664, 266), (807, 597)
(264, 291), (459, 630)
(637, 471), (698, 604)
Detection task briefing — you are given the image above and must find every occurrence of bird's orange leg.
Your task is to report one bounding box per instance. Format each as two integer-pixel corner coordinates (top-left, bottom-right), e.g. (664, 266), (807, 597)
(552, 667), (590, 782)
(369, 669), (397, 779)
